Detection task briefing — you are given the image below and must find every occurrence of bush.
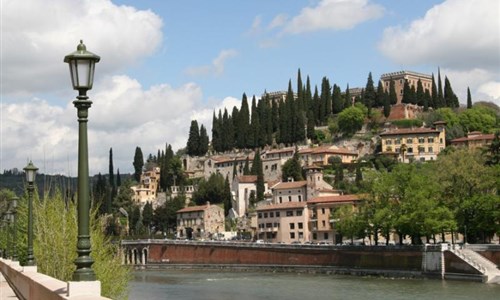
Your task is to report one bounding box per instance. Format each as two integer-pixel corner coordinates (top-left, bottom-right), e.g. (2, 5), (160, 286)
(34, 191), (131, 299)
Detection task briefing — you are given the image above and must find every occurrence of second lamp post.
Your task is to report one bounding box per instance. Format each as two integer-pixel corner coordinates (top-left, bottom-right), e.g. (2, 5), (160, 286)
(24, 161), (38, 266)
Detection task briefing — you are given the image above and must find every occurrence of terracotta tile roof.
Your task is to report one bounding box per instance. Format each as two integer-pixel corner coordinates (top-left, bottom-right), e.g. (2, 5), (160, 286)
(299, 145), (357, 156)
(256, 201), (307, 211)
(177, 205), (207, 213)
(237, 175), (257, 183)
(265, 147), (295, 155)
(379, 127), (439, 136)
(451, 134), (495, 143)
(273, 181), (307, 189)
(307, 195), (361, 204)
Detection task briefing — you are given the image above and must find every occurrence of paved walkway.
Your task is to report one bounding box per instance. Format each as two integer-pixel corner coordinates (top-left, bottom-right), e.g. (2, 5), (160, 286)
(0, 279), (18, 299)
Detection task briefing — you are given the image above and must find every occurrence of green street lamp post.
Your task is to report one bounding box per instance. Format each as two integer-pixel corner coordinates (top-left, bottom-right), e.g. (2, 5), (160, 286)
(64, 40), (100, 281)
(4, 211), (11, 259)
(10, 197), (18, 261)
(24, 161), (38, 266)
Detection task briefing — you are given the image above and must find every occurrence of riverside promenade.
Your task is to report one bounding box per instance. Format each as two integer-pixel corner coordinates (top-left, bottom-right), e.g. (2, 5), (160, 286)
(0, 278), (17, 299)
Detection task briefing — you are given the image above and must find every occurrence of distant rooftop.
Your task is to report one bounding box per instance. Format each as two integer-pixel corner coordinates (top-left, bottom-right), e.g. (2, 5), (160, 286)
(380, 70), (432, 80)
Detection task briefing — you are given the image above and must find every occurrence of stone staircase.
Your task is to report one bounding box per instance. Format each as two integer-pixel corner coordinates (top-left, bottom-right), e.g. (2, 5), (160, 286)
(452, 248), (500, 283)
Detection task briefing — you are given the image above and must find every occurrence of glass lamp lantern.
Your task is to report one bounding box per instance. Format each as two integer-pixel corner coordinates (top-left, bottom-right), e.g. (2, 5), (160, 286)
(24, 161), (38, 184)
(64, 40), (100, 92)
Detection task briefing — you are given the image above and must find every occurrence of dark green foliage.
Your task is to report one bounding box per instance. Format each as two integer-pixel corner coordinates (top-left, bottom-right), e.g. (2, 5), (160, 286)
(332, 84), (343, 113)
(142, 201), (154, 229)
(467, 87), (472, 109)
(281, 149), (303, 182)
(383, 91), (391, 118)
(437, 68), (445, 108)
(391, 119), (423, 128)
(223, 176), (232, 215)
(320, 77), (332, 124)
(444, 76), (459, 108)
(153, 195), (185, 233)
(133, 146), (144, 183)
(199, 125), (209, 155)
(93, 173), (107, 216)
(375, 80), (385, 108)
(237, 93), (250, 149)
(337, 105), (365, 136)
(306, 110), (316, 141)
(402, 80), (412, 104)
(416, 79), (425, 107)
(388, 78), (397, 105)
(243, 156), (250, 175)
(363, 72), (376, 114)
(192, 173), (226, 206)
(251, 149), (265, 202)
(186, 120), (200, 156)
(485, 131), (500, 166)
(116, 169), (121, 187)
(431, 73), (438, 108)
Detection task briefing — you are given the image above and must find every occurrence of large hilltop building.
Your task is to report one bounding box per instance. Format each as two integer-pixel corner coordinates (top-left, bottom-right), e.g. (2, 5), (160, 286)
(380, 70), (433, 104)
(131, 167), (161, 207)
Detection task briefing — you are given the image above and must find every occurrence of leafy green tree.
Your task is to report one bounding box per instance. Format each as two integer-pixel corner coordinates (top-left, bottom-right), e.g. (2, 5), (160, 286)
(363, 72), (376, 114)
(93, 173), (107, 216)
(133, 146), (144, 183)
(444, 76), (459, 108)
(337, 105), (365, 136)
(485, 131), (500, 166)
(281, 149), (303, 182)
(142, 201), (154, 229)
(333, 205), (364, 244)
(154, 195), (185, 234)
(192, 173), (226, 206)
(459, 106), (496, 133)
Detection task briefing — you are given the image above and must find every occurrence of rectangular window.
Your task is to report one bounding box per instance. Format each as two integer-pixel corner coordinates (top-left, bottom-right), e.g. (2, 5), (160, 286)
(321, 208), (326, 214)
(289, 223), (295, 230)
(313, 233), (317, 240)
(428, 137), (434, 143)
(298, 232), (304, 239)
(298, 195), (302, 202)
(276, 212), (280, 217)
(428, 147), (433, 153)
(418, 137), (425, 144)
(286, 211), (293, 217)
(263, 213), (268, 218)
(266, 223), (272, 228)
(279, 197), (282, 203)
(270, 212), (274, 218)
(288, 196), (292, 202)
(296, 210), (303, 216)
(290, 232), (295, 239)
(324, 233), (329, 240)
(386, 139), (392, 145)
(407, 138), (413, 144)
(395, 138), (401, 145)
(298, 222), (303, 229)
(274, 222), (280, 228)
(257, 213), (262, 219)
(322, 220), (326, 227)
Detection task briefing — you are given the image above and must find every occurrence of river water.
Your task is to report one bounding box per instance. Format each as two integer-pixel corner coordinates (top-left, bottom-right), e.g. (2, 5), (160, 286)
(129, 270), (500, 300)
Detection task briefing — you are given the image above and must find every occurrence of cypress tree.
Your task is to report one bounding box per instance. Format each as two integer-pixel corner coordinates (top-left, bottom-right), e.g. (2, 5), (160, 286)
(237, 93), (250, 149)
(306, 110), (316, 142)
(186, 120), (200, 156)
(320, 77), (332, 123)
(108, 148), (116, 213)
(223, 176), (232, 216)
(305, 76), (312, 112)
(133, 146), (144, 183)
(424, 90), (432, 112)
(375, 80), (385, 107)
(199, 125), (209, 156)
(297, 69), (304, 112)
(467, 87), (472, 109)
(344, 84), (351, 108)
(250, 95), (260, 148)
(444, 76), (459, 108)
(383, 91), (391, 118)
(243, 156), (250, 175)
(416, 79), (425, 107)
(313, 85), (320, 125)
(211, 111), (220, 153)
(332, 84), (343, 113)
(286, 80), (295, 144)
(431, 73), (438, 108)
(437, 68), (444, 107)
(253, 149), (265, 202)
(363, 72), (376, 114)
(116, 168), (121, 187)
(402, 80), (412, 104)
(232, 159), (238, 179)
(231, 106), (239, 147)
(389, 78), (397, 105)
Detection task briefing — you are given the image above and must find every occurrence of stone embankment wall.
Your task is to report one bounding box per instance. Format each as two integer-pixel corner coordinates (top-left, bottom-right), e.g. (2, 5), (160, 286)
(147, 242), (423, 271)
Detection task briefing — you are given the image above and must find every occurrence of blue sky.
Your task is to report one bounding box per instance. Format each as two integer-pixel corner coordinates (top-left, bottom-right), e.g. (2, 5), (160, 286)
(1, 0), (499, 175)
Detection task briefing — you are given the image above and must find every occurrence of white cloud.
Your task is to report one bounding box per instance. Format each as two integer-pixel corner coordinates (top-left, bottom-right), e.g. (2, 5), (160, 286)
(184, 49), (238, 77)
(0, 75), (239, 175)
(0, 0), (163, 98)
(248, 15), (263, 35)
(379, 0), (500, 71)
(268, 14), (288, 30)
(378, 0), (500, 106)
(282, 0), (384, 34)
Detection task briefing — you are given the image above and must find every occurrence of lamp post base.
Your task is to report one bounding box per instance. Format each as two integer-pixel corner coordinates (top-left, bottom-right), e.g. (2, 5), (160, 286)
(67, 280), (101, 297)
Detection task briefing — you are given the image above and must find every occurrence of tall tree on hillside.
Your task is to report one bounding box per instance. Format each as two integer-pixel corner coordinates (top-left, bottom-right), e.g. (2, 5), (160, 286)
(437, 68), (444, 108)
(223, 176), (232, 216)
(281, 148), (303, 182)
(430, 73), (438, 108)
(363, 72), (376, 114)
(306, 110), (316, 142)
(199, 124), (209, 156)
(305, 76), (312, 112)
(444, 76), (459, 108)
(344, 83), (351, 108)
(223, 108), (234, 151)
(93, 172), (107, 216)
(250, 95), (260, 148)
(320, 77), (332, 123)
(467, 87), (472, 109)
(211, 111), (221, 152)
(109, 147), (116, 196)
(313, 86), (320, 125)
(383, 91), (391, 118)
(297, 68), (304, 111)
(116, 168), (121, 187)
(416, 79), (425, 108)
(332, 84), (343, 113)
(187, 120), (200, 156)
(253, 149), (265, 202)
(402, 80), (412, 104)
(237, 93), (250, 149)
(231, 106), (240, 146)
(389, 78), (397, 105)
(133, 146), (144, 183)
(243, 156), (250, 175)
(375, 80), (385, 107)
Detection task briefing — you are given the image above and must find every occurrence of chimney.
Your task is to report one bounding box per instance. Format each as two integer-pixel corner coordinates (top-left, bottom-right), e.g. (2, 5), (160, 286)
(288, 177), (294, 182)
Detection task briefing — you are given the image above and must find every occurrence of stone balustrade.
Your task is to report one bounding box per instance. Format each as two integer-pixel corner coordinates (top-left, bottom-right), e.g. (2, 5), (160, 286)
(0, 258), (110, 300)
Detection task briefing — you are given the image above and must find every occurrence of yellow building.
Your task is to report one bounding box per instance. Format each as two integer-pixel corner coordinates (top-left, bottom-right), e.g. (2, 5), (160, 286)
(380, 70), (433, 104)
(176, 202), (225, 240)
(131, 167), (160, 206)
(307, 195), (361, 244)
(450, 131), (495, 150)
(379, 121), (446, 162)
(299, 145), (358, 166)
